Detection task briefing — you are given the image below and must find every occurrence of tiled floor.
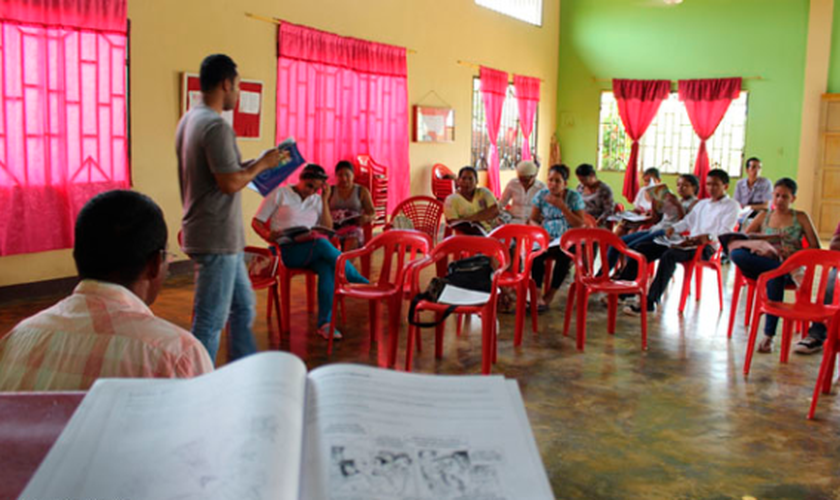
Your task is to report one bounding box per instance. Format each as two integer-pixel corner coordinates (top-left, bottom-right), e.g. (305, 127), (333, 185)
(2, 262), (839, 500)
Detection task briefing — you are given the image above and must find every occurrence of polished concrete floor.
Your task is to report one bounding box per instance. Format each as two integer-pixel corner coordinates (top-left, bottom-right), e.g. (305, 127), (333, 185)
(2, 262), (840, 500)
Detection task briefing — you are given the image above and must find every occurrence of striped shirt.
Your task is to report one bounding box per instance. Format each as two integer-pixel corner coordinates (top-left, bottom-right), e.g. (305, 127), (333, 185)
(0, 280), (213, 391)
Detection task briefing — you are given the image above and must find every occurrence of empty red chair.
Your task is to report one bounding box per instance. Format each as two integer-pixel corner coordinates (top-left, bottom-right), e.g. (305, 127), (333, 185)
(744, 249), (840, 378)
(385, 196), (445, 245)
(560, 228), (649, 351)
(432, 163), (456, 202)
(489, 225), (550, 346)
(404, 236), (508, 374)
(677, 242), (724, 314)
(243, 246), (283, 347)
(329, 230), (432, 366)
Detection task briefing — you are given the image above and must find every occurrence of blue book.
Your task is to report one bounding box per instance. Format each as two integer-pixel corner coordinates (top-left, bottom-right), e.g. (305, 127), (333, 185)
(249, 138), (306, 196)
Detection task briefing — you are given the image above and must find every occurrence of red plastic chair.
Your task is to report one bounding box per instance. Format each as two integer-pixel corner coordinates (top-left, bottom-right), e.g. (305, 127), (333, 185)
(432, 163), (456, 202)
(677, 242), (724, 314)
(811, 309), (840, 419)
(560, 229), (649, 351)
(404, 236), (509, 375)
(744, 249), (840, 377)
(542, 214), (596, 296)
(329, 230), (432, 366)
(385, 196), (445, 245)
(356, 154), (388, 227)
(489, 225), (550, 346)
(243, 246), (283, 347)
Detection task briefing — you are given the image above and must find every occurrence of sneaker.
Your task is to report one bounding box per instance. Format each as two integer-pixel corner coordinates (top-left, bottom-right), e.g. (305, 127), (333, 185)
(794, 336), (823, 355)
(757, 335), (773, 353)
(318, 324), (343, 341)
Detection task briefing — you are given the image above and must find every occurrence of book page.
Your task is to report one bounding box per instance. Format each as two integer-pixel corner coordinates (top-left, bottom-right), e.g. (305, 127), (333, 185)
(299, 365), (553, 500)
(20, 352), (308, 500)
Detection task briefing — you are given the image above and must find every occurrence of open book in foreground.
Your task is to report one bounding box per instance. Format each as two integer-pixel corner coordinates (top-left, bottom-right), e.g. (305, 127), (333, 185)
(20, 352), (554, 500)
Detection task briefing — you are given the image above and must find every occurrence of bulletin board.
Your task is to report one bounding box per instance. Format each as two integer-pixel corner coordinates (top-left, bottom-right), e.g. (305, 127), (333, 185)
(181, 73), (263, 140)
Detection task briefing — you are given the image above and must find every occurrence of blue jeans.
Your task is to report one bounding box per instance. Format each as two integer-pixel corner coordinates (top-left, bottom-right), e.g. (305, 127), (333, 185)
(607, 230), (665, 271)
(806, 269), (836, 343)
(730, 249), (789, 337)
(281, 238), (368, 327)
(191, 252), (256, 364)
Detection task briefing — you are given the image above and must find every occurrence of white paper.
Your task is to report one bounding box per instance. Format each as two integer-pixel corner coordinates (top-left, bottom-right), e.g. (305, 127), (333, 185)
(653, 234), (697, 249)
(187, 90), (203, 110)
(300, 365), (553, 500)
(437, 284), (491, 305)
(222, 109), (234, 127)
(607, 211), (649, 223)
(239, 91), (261, 114)
(20, 352), (309, 500)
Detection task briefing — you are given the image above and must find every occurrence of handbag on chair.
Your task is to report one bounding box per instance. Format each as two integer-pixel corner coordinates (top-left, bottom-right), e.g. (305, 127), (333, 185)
(407, 255), (493, 327)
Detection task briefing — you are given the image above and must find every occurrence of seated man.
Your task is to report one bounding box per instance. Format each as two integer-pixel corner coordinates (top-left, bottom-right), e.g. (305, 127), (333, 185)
(622, 169), (740, 314)
(0, 190), (213, 391)
(499, 160), (545, 225)
(734, 156), (772, 226)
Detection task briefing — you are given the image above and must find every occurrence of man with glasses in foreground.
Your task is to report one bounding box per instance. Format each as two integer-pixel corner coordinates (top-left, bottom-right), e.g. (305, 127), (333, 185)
(0, 190), (213, 391)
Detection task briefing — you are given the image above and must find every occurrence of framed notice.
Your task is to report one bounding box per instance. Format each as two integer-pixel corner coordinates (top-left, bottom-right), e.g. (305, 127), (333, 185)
(413, 105), (455, 143)
(181, 73), (263, 139)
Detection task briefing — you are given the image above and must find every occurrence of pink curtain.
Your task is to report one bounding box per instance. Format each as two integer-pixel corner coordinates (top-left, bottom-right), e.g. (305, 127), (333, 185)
(480, 66), (507, 197)
(513, 74), (539, 162)
(678, 77), (742, 198)
(276, 22), (408, 213)
(0, 0), (129, 256)
(613, 79), (671, 203)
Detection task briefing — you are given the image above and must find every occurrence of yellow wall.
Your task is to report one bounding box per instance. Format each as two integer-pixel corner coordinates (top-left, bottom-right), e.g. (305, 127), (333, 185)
(0, 0), (559, 287)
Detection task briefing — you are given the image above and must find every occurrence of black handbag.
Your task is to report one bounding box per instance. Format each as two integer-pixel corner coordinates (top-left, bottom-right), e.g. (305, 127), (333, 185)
(407, 255), (494, 328)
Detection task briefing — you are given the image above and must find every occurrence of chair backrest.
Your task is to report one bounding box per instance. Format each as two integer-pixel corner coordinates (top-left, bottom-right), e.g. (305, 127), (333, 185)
(615, 202), (625, 213)
(389, 196), (445, 244)
(432, 163), (455, 201)
(760, 249), (840, 307)
(243, 246), (279, 283)
(428, 236), (509, 277)
(489, 224), (550, 275)
(560, 228), (631, 283)
(362, 230), (432, 288)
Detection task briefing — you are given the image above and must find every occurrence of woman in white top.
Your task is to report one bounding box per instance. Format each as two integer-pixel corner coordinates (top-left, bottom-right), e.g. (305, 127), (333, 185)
(252, 164), (368, 340)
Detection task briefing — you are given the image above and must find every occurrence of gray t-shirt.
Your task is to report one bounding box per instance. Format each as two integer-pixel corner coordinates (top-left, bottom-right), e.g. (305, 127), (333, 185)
(176, 103), (246, 255)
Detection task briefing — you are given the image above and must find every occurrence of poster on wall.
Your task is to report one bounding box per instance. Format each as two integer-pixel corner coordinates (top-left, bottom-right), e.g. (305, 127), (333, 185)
(181, 73), (263, 140)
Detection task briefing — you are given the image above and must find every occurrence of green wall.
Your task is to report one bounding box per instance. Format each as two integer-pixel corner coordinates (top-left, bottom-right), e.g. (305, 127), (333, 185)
(557, 0), (810, 203)
(829, 0), (840, 93)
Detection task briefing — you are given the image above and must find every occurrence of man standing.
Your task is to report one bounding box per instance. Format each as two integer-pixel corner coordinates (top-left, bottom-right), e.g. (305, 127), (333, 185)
(176, 54), (280, 363)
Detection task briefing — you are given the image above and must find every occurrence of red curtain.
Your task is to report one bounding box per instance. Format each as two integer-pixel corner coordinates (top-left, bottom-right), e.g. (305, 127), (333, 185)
(613, 79), (671, 203)
(480, 66), (508, 197)
(678, 77), (742, 198)
(276, 22), (409, 213)
(0, 0), (129, 256)
(513, 74), (539, 161)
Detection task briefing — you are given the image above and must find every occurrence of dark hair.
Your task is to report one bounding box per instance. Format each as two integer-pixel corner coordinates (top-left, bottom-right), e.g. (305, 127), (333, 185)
(335, 161), (354, 175)
(745, 157), (761, 168)
(707, 169), (730, 185)
(301, 163), (328, 181)
(643, 167), (661, 180)
(199, 54), (238, 93)
(458, 166), (478, 179)
(74, 190), (167, 287)
(774, 177), (798, 195)
(575, 163), (596, 177)
(678, 174), (700, 193)
(549, 164), (570, 181)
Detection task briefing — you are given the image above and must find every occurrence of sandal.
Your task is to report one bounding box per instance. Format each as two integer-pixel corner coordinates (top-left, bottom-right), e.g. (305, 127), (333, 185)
(757, 335), (773, 353)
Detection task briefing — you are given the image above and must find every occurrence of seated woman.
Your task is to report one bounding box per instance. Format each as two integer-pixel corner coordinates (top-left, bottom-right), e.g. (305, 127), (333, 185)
(252, 164), (368, 341)
(443, 166), (500, 235)
(615, 167), (662, 237)
(499, 160), (545, 225)
(329, 161), (375, 251)
(575, 163), (615, 227)
(529, 164), (586, 311)
(729, 178), (820, 353)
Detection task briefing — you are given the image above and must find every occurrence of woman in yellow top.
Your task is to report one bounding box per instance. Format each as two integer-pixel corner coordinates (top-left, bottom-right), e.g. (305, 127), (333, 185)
(443, 166), (500, 235)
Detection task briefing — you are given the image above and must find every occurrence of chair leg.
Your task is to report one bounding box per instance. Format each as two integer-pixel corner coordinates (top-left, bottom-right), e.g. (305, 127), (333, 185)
(328, 293), (340, 355)
(744, 309), (763, 376)
(514, 282), (526, 346)
(607, 294), (617, 334)
(435, 311), (445, 359)
(745, 283), (756, 327)
(456, 313), (463, 336)
(640, 293), (648, 350)
(780, 319), (793, 364)
(727, 280), (743, 339)
(529, 280), (539, 334)
(481, 304), (494, 375)
(306, 274), (316, 312)
(576, 285), (588, 351)
(267, 285), (281, 348)
(280, 275), (291, 335)
(715, 268), (724, 311)
(809, 321), (837, 419)
(370, 300), (382, 346)
(695, 266), (703, 302)
(679, 265), (695, 313)
(388, 296), (402, 368)
(563, 282), (576, 337)
(405, 323), (417, 372)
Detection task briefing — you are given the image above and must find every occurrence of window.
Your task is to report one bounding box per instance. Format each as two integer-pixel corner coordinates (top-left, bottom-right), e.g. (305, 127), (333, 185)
(471, 77), (538, 171)
(475, 0), (543, 26)
(597, 91), (749, 178)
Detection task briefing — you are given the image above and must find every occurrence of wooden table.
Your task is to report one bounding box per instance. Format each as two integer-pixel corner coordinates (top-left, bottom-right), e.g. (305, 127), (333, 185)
(0, 392), (84, 499)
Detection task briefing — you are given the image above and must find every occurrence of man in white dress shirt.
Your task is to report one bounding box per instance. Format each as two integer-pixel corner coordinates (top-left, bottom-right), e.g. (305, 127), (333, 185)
(622, 169), (740, 314)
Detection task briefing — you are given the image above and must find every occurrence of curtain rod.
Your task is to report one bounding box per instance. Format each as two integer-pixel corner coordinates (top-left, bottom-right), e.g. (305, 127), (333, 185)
(456, 60), (543, 82)
(591, 76), (763, 84)
(245, 12), (417, 54)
